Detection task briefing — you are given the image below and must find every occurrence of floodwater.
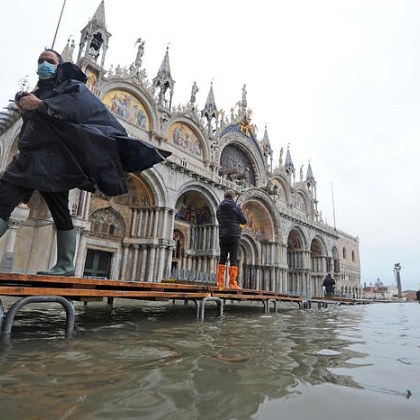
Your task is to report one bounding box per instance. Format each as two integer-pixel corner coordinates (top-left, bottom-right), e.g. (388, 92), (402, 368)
(0, 297), (419, 420)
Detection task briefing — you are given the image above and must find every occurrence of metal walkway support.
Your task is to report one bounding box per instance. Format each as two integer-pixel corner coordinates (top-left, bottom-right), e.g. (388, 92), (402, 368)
(198, 297), (223, 320)
(1, 296), (75, 339)
(263, 299), (277, 314)
(302, 300), (311, 309)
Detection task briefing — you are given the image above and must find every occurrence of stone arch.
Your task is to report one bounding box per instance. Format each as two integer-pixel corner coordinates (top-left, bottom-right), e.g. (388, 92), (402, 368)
(237, 188), (283, 243)
(171, 184), (218, 281)
(293, 190), (309, 212)
(113, 174), (155, 207)
(174, 187), (216, 226)
(220, 143), (257, 186)
(310, 235), (328, 296)
(175, 182), (220, 214)
(310, 236), (326, 272)
(286, 227), (307, 294)
(287, 226), (307, 252)
(219, 129), (267, 187)
(89, 206), (125, 239)
(240, 234), (259, 289)
(270, 176), (292, 205)
(136, 168), (169, 207)
(241, 199), (275, 242)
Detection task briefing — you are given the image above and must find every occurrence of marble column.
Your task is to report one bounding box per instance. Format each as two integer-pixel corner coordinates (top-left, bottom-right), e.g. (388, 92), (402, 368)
(130, 244), (139, 280)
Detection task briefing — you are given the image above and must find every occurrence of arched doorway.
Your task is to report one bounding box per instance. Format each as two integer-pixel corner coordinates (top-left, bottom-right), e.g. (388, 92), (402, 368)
(240, 199), (278, 291)
(172, 189), (216, 282)
(287, 228), (306, 294)
(310, 237), (327, 296)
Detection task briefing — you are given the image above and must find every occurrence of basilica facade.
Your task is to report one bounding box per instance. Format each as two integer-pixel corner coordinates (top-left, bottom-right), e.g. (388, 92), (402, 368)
(0, 1), (361, 298)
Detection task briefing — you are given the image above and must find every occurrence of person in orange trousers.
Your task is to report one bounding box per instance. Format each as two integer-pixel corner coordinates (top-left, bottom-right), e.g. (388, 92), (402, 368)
(216, 190), (247, 289)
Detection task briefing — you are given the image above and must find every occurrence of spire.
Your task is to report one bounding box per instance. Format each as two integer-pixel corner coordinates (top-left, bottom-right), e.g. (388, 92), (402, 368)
(306, 161), (315, 184)
(261, 125), (273, 170)
(262, 125), (271, 148)
(284, 145), (295, 176)
(91, 0), (106, 27)
(201, 82), (219, 135)
(305, 160), (318, 216)
(152, 46), (175, 110)
(202, 83), (218, 118)
(158, 46), (172, 78)
(306, 160), (317, 197)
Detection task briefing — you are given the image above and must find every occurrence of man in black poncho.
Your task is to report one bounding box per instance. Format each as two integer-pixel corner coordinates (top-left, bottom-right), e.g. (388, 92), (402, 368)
(322, 273), (336, 297)
(0, 49), (170, 276)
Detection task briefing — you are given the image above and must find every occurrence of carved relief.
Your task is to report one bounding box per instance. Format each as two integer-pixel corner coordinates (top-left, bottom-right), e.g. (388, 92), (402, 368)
(90, 206), (125, 238)
(293, 192), (307, 211)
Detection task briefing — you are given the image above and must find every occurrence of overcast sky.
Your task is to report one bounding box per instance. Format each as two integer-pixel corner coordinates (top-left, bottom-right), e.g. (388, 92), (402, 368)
(1, 0), (419, 290)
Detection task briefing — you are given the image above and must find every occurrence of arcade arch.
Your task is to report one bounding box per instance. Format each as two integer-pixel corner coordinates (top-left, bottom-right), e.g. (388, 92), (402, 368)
(171, 188), (218, 282)
(287, 228), (307, 294)
(220, 143), (257, 185)
(310, 236), (327, 296)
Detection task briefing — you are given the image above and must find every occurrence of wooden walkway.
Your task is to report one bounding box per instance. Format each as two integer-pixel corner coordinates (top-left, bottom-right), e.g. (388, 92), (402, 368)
(0, 272), (370, 340)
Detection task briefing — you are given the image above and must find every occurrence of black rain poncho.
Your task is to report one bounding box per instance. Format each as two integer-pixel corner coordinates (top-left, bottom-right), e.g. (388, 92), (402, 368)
(3, 62), (170, 196)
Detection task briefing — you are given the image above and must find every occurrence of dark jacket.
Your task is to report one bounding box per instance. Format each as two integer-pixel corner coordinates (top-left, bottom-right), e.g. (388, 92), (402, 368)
(216, 198), (247, 238)
(322, 274), (336, 293)
(3, 63), (170, 196)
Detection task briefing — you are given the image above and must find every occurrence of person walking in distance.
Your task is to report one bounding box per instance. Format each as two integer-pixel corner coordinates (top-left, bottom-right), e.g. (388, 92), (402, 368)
(0, 49), (169, 276)
(216, 190), (247, 289)
(322, 273), (336, 297)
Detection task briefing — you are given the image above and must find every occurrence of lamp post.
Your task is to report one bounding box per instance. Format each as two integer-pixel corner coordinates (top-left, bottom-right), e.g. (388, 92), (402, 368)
(393, 263), (402, 300)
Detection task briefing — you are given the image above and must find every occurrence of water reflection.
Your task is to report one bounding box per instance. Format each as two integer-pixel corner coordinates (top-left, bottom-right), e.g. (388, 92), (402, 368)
(0, 298), (419, 419)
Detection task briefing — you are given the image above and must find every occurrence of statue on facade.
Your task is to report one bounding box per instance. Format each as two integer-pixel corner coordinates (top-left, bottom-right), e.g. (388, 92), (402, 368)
(241, 84), (247, 105)
(135, 38), (145, 68)
(279, 147), (284, 166)
(190, 81), (199, 105)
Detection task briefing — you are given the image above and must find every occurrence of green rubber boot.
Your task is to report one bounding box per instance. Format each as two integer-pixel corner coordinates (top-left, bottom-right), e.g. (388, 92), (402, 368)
(37, 229), (76, 276)
(0, 218), (8, 238)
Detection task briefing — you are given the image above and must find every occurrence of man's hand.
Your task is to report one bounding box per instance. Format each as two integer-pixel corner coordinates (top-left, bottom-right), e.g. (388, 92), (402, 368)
(19, 93), (42, 110)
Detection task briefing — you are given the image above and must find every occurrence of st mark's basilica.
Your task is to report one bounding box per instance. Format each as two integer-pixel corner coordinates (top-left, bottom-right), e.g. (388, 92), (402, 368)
(0, 1), (361, 298)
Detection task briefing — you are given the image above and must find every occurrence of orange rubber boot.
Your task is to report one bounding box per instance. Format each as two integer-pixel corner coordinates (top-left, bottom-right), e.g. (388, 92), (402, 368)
(228, 266), (241, 289)
(216, 264), (225, 289)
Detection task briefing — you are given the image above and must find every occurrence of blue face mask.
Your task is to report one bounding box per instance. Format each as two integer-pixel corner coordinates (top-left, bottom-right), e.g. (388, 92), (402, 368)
(37, 61), (57, 79)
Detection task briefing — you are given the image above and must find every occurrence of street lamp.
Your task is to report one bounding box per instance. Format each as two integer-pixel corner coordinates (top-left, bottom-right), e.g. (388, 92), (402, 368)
(393, 263), (402, 300)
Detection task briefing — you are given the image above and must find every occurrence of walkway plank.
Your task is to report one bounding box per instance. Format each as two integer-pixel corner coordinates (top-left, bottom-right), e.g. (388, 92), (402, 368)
(0, 273), (211, 292)
(0, 286), (211, 299)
